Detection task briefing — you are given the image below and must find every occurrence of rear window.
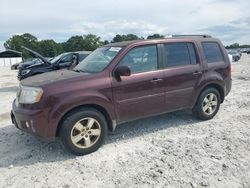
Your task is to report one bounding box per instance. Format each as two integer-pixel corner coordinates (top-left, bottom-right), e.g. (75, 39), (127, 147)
(164, 42), (197, 67)
(202, 42), (224, 63)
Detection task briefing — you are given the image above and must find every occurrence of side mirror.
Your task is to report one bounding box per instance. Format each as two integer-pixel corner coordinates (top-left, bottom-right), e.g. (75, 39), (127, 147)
(114, 66), (131, 78)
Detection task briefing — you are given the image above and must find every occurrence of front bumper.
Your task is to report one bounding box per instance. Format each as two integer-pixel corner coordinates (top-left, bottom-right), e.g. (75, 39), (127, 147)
(11, 99), (54, 141)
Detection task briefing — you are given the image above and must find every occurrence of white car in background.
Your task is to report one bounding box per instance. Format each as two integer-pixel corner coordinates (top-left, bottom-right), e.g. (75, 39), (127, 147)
(228, 54), (233, 63)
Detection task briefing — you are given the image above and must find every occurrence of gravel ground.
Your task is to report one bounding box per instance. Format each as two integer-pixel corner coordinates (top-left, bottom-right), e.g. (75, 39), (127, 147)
(0, 55), (249, 188)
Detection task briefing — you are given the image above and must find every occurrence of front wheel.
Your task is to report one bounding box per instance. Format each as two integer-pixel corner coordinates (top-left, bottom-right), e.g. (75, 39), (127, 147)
(59, 108), (107, 155)
(192, 88), (221, 120)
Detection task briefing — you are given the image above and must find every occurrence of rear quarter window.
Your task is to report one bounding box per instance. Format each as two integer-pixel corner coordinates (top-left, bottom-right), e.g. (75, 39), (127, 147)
(202, 42), (224, 63)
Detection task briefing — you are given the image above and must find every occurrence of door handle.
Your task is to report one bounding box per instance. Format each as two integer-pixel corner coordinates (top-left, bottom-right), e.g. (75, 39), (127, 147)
(150, 78), (163, 83)
(193, 71), (202, 76)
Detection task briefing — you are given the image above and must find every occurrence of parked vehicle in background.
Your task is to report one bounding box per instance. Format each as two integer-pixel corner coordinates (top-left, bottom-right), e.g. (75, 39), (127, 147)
(228, 50), (241, 62)
(17, 47), (91, 80)
(239, 48), (250, 54)
(11, 58), (52, 70)
(11, 35), (232, 155)
(228, 54), (233, 63)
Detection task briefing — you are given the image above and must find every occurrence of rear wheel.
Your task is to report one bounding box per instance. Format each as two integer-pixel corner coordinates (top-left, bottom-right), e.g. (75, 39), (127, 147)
(59, 108), (107, 155)
(192, 88), (221, 120)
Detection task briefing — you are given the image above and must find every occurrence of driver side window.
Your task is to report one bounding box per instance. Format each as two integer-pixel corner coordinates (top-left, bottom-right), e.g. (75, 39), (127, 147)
(60, 54), (73, 64)
(119, 45), (158, 74)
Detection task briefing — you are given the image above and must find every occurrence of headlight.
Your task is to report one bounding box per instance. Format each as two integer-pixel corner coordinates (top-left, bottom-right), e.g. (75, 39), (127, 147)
(18, 85), (43, 104)
(21, 69), (31, 75)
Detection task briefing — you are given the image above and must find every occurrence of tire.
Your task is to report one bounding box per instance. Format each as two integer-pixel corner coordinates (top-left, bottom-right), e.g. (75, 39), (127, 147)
(11, 64), (17, 70)
(192, 88), (221, 120)
(59, 108), (107, 155)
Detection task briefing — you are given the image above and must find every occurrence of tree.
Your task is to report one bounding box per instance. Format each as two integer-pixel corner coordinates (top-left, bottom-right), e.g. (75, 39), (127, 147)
(82, 34), (103, 51)
(62, 34), (103, 52)
(111, 34), (142, 43)
(38, 40), (64, 57)
(125, 34), (141, 41)
(103, 40), (109, 45)
(62, 35), (85, 52)
(4, 33), (38, 58)
(147, 34), (164, 39)
(112, 34), (124, 42)
(226, 43), (240, 49)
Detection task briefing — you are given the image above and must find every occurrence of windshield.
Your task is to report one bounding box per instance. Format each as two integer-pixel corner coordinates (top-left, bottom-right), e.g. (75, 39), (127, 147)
(74, 47), (122, 73)
(51, 53), (68, 64)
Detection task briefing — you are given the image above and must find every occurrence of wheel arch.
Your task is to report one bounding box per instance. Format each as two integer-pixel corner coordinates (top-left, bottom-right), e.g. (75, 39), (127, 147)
(55, 104), (114, 137)
(197, 83), (225, 104)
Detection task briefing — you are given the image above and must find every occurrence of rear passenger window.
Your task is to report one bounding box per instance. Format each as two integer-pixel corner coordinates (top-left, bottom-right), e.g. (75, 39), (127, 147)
(164, 42), (197, 67)
(202, 42), (224, 63)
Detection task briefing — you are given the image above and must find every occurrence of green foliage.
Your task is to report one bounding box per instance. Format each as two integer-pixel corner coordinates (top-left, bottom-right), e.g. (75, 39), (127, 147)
(5, 33), (222, 59)
(4, 33), (38, 58)
(62, 36), (85, 52)
(228, 43), (240, 49)
(111, 34), (143, 43)
(225, 43), (250, 49)
(147, 34), (164, 39)
(62, 34), (103, 52)
(38, 40), (64, 57)
(82, 34), (103, 51)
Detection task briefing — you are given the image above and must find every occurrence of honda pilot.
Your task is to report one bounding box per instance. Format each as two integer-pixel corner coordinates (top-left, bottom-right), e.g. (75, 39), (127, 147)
(11, 35), (232, 155)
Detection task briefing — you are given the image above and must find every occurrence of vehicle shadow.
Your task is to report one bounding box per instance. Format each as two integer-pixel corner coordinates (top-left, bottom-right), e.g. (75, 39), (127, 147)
(0, 109), (201, 168)
(107, 109), (199, 143)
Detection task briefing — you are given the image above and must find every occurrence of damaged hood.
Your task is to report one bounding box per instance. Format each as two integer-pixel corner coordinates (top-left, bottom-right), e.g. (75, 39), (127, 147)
(21, 69), (89, 87)
(22, 46), (51, 65)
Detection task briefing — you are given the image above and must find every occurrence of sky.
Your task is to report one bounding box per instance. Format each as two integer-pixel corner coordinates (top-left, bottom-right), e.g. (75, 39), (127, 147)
(0, 0), (250, 51)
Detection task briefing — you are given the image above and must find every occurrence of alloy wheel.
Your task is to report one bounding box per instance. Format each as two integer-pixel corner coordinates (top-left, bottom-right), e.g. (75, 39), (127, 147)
(70, 117), (101, 149)
(202, 93), (218, 115)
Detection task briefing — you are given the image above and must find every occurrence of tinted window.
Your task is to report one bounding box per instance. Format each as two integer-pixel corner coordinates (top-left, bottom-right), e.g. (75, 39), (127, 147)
(79, 54), (89, 61)
(60, 54), (72, 63)
(164, 42), (197, 67)
(202, 42), (224, 63)
(119, 45), (158, 74)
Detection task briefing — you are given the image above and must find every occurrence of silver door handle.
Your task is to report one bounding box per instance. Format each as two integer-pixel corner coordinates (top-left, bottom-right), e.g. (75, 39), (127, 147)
(150, 78), (163, 83)
(193, 71), (202, 75)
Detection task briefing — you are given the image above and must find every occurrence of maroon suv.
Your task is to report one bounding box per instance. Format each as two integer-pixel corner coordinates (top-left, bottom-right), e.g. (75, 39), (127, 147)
(11, 35), (232, 155)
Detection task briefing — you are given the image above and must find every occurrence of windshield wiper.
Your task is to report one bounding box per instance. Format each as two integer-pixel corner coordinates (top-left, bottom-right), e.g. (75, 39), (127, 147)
(74, 69), (86, 73)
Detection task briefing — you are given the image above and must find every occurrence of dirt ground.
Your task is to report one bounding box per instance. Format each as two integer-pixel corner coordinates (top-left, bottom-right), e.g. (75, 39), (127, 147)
(0, 55), (249, 188)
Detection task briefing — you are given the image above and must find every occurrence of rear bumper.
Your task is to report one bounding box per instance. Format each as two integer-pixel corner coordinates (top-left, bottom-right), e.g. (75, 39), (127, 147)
(11, 100), (55, 141)
(225, 78), (232, 96)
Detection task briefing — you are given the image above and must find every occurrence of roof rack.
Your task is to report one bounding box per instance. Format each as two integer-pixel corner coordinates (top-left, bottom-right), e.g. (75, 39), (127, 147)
(165, 35), (212, 38)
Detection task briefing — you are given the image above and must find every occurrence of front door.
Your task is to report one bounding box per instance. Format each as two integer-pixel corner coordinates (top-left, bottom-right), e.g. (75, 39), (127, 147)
(111, 45), (165, 123)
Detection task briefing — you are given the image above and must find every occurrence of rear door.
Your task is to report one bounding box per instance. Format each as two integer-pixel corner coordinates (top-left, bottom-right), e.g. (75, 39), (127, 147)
(111, 44), (165, 123)
(161, 42), (203, 110)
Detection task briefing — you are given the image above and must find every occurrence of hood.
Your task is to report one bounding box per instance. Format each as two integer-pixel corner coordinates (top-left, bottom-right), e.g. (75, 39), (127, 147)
(19, 59), (44, 69)
(21, 69), (87, 87)
(22, 46), (51, 64)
